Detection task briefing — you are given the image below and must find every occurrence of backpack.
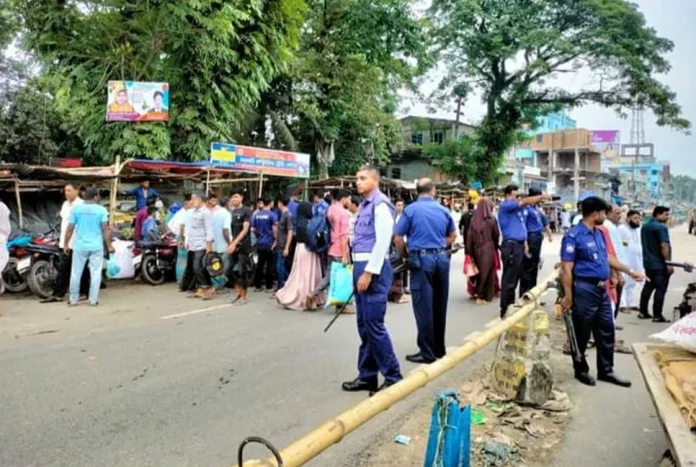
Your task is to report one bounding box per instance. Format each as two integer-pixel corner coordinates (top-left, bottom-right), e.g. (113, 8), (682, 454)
(306, 213), (331, 253)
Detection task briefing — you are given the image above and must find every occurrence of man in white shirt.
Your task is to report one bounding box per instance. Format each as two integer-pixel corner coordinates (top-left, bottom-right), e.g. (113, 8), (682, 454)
(0, 200), (10, 294)
(167, 193), (194, 288)
(618, 209), (644, 312)
(41, 183), (88, 303)
(606, 205), (629, 319)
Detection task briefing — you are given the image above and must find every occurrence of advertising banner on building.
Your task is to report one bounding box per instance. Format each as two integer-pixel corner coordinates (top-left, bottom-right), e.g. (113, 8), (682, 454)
(591, 130), (620, 160)
(210, 143), (311, 178)
(106, 81), (169, 122)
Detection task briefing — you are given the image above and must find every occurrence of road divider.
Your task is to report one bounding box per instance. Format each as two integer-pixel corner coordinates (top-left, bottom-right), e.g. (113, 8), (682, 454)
(233, 272), (559, 467)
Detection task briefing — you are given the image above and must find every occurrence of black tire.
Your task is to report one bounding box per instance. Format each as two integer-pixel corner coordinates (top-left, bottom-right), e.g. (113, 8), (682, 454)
(2, 258), (29, 293)
(27, 259), (56, 299)
(141, 254), (166, 286)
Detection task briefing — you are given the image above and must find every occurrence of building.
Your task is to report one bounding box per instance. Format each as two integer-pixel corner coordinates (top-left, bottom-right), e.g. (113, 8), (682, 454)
(606, 162), (664, 201)
(513, 110), (577, 166)
(385, 116), (477, 182)
(522, 128), (602, 202)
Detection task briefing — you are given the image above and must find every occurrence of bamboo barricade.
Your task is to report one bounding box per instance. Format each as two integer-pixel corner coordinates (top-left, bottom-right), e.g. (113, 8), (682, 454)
(234, 271), (560, 467)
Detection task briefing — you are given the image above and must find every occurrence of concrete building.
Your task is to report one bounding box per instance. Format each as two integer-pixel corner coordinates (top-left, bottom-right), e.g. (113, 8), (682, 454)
(513, 110), (577, 166)
(606, 162), (664, 202)
(524, 128), (602, 202)
(386, 116), (476, 182)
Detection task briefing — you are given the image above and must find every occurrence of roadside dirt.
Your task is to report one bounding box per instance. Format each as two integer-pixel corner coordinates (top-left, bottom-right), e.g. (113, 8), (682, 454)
(358, 316), (575, 467)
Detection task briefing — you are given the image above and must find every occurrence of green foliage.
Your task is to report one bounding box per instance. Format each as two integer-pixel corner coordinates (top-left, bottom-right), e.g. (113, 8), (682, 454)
(422, 138), (478, 184)
(672, 175), (696, 204)
(14, 0), (306, 163)
(430, 0), (691, 183)
(291, 0), (430, 177)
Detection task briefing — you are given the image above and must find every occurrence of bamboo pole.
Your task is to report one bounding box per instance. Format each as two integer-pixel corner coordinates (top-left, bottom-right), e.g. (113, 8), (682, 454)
(233, 272), (559, 467)
(14, 179), (23, 229)
(205, 167), (211, 195)
(109, 155), (121, 227)
(257, 170), (264, 198)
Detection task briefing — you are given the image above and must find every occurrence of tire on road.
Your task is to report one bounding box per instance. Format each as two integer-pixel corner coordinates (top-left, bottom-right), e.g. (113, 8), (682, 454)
(27, 259), (56, 299)
(141, 254), (166, 286)
(2, 258), (29, 293)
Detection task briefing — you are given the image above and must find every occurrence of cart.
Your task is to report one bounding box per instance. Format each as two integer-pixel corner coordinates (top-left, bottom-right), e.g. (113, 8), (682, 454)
(632, 343), (696, 467)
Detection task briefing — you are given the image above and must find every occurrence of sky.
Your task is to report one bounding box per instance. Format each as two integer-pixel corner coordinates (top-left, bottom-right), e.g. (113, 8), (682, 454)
(401, 0), (696, 177)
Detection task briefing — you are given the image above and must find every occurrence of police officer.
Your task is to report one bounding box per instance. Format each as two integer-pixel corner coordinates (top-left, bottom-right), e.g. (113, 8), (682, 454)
(342, 165), (402, 396)
(560, 196), (645, 387)
(519, 187), (550, 296)
(498, 184), (553, 318)
(394, 178), (457, 364)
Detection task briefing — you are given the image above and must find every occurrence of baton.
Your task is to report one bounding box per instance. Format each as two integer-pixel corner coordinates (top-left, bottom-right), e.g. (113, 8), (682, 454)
(562, 309), (583, 364)
(665, 261), (694, 273)
(323, 244), (464, 333)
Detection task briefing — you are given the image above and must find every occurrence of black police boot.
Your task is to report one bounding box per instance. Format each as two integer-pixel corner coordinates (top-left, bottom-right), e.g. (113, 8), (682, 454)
(574, 372), (596, 386)
(598, 372), (632, 388)
(406, 353), (436, 364)
(342, 376), (378, 393)
(369, 380), (399, 397)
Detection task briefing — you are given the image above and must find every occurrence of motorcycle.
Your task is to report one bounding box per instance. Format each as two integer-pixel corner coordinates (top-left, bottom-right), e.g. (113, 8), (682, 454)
(23, 237), (61, 299)
(2, 234), (33, 293)
(139, 234), (178, 285)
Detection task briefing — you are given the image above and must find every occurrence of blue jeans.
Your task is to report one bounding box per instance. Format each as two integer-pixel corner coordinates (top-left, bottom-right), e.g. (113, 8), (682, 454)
(276, 251), (289, 289)
(70, 250), (103, 305)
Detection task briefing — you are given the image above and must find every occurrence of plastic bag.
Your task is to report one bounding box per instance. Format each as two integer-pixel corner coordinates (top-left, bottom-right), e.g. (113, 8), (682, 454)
(651, 311), (696, 353)
(105, 255), (121, 279)
(326, 262), (353, 307)
(424, 391), (471, 467)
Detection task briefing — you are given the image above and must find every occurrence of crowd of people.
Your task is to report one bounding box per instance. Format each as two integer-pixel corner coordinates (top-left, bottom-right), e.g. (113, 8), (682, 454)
(0, 169), (683, 396)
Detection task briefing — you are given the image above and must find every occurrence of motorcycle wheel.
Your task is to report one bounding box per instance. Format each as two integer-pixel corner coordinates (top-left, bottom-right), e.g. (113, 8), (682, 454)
(27, 259), (56, 299)
(2, 258), (29, 293)
(141, 254), (166, 286)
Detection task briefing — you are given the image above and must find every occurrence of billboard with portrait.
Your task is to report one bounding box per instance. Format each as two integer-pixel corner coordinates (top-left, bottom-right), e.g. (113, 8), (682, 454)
(591, 130), (620, 160)
(106, 81), (169, 122)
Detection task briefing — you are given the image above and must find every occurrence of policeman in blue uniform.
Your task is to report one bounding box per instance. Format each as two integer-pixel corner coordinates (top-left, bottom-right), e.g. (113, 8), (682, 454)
(342, 165), (402, 396)
(498, 184), (552, 318)
(520, 187), (550, 296)
(560, 196), (644, 387)
(394, 178), (457, 364)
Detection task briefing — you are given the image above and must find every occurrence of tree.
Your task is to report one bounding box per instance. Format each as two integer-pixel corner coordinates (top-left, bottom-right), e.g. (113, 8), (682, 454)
(14, 0), (305, 163)
(291, 0), (429, 178)
(422, 138), (478, 184)
(672, 175), (696, 204)
(431, 0), (691, 184)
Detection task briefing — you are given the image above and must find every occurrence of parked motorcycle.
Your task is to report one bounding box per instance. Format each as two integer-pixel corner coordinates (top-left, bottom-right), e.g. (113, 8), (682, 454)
(2, 234), (33, 293)
(23, 237), (61, 299)
(140, 234), (177, 285)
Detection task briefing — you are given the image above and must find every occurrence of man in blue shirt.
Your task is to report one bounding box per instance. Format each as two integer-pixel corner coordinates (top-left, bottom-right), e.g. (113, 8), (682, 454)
(141, 206), (159, 242)
(127, 180), (159, 211)
(498, 184), (552, 318)
(64, 187), (114, 306)
(560, 196), (644, 387)
(312, 191), (329, 218)
(395, 178), (457, 364)
(520, 187), (552, 296)
(251, 198), (278, 291)
(639, 206), (672, 322)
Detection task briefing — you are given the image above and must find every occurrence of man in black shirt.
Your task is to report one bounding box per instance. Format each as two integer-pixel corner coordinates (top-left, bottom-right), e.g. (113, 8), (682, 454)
(228, 189), (253, 305)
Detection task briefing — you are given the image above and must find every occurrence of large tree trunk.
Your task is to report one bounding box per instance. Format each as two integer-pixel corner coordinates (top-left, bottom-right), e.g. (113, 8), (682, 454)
(316, 138), (335, 179)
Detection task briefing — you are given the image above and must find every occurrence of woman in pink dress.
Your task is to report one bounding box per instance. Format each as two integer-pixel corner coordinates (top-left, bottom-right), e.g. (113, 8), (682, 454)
(276, 202), (325, 310)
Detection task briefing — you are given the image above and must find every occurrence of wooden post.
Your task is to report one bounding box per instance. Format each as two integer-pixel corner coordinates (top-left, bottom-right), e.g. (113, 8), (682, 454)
(205, 167), (211, 195)
(14, 179), (23, 229)
(109, 155), (121, 227)
(257, 170), (264, 198)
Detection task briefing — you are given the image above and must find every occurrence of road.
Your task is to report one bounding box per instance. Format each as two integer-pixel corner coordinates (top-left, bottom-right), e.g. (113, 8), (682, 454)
(0, 250), (505, 467)
(0, 229), (691, 467)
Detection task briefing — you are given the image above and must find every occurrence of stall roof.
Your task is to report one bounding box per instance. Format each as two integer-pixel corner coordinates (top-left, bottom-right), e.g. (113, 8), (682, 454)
(120, 159), (258, 181)
(0, 163), (115, 181)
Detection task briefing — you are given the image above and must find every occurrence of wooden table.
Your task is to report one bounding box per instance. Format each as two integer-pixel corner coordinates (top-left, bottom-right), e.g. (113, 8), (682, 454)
(632, 343), (696, 467)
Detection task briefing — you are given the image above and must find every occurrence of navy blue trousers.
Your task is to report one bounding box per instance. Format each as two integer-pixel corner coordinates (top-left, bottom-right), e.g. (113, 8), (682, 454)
(571, 280), (615, 376)
(354, 260), (402, 384)
(410, 253), (451, 361)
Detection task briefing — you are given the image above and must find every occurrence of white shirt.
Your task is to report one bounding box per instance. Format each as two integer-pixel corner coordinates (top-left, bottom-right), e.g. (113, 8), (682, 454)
(366, 203), (393, 275)
(619, 224), (643, 271)
(605, 220), (628, 265)
(572, 213), (582, 226)
(211, 206), (232, 253)
(560, 211), (571, 228)
(59, 197), (83, 248)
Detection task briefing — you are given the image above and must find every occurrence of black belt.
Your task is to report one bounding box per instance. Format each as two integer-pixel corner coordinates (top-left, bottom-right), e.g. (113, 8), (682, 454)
(528, 231), (543, 236)
(502, 239), (524, 244)
(411, 248), (446, 256)
(574, 277), (607, 287)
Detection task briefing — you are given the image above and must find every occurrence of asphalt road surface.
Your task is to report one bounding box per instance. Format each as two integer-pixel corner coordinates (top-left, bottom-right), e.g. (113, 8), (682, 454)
(0, 229), (692, 467)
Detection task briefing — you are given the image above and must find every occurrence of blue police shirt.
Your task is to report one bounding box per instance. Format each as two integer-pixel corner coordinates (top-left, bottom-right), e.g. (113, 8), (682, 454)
(498, 199), (527, 242)
(560, 222), (610, 280)
(252, 210), (278, 250)
(394, 197), (456, 250)
(524, 206), (545, 234)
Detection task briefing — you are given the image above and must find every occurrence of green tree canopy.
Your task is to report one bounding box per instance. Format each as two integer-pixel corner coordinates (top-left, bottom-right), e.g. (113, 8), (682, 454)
(14, 0), (305, 164)
(430, 0), (691, 184)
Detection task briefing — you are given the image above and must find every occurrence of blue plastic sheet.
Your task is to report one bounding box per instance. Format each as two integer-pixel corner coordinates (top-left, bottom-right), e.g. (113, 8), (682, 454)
(326, 262), (353, 306)
(424, 391), (471, 467)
